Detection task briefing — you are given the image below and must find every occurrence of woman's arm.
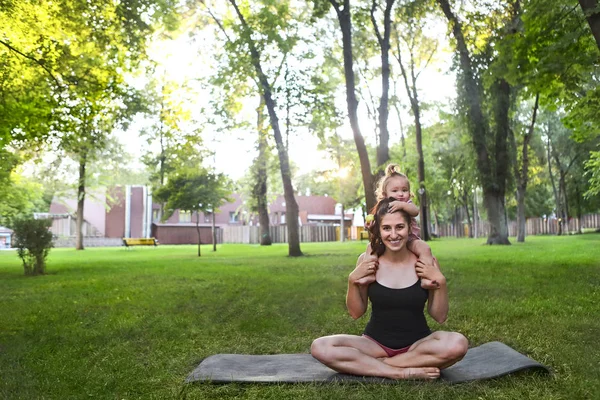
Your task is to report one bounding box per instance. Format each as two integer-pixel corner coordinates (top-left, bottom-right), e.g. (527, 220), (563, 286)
(346, 253), (375, 319)
(416, 258), (448, 323)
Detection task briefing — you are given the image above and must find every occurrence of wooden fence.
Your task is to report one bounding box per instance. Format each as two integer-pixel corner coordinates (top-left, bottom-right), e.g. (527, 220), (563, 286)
(436, 213), (600, 238)
(223, 225), (337, 244)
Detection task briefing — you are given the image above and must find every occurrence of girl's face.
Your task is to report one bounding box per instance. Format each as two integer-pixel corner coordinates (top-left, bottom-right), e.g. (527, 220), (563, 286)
(384, 176), (410, 202)
(379, 212), (410, 252)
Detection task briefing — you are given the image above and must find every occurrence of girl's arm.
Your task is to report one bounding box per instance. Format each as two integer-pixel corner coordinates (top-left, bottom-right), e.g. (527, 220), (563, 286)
(388, 200), (419, 217)
(416, 258), (448, 323)
(346, 253), (375, 319)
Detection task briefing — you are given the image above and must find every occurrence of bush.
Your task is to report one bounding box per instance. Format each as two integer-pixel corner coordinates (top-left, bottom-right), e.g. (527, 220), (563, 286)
(12, 217), (54, 276)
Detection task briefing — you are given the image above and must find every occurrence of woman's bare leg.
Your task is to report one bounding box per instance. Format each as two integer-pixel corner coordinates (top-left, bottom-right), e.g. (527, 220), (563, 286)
(311, 334), (440, 380)
(382, 331), (468, 369)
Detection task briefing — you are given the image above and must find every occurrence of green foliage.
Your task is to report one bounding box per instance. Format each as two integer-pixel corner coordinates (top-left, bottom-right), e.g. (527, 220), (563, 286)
(154, 168), (233, 221)
(584, 150), (600, 199)
(0, 173), (47, 227)
(11, 217), (54, 276)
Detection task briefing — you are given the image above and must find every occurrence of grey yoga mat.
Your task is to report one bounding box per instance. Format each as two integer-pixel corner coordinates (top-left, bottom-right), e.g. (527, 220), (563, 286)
(186, 341), (550, 384)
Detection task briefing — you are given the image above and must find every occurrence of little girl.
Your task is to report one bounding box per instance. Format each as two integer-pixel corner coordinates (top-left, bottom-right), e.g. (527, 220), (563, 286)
(358, 164), (438, 289)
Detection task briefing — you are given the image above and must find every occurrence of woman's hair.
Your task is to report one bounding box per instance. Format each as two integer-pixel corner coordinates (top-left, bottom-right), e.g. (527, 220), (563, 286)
(375, 164), (410, 201)
(368, 197), (412, 256)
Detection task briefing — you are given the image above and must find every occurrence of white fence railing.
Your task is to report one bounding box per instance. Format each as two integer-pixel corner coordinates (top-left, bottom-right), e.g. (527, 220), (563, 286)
(223, 225), (337, 244)
(436, 214), (600, 238)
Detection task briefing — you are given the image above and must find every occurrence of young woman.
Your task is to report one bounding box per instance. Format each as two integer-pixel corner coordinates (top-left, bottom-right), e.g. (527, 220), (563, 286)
(311, 198), (468, 380)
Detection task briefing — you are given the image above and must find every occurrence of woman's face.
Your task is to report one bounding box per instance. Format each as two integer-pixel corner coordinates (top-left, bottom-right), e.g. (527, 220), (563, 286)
(379, 211), (410, 252)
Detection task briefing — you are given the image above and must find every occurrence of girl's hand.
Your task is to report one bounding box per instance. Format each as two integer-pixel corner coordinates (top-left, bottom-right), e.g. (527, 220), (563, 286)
(415, 258), (446, 287)
(388, 201), (405, 213)
(350, 253), (378, 285)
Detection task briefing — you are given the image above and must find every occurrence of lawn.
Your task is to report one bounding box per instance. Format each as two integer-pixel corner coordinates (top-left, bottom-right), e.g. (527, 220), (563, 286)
(0, 234), (599, 399)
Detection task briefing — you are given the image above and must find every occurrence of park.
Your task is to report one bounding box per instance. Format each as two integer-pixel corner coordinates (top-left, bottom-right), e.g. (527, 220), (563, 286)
(2, 0), (600, 399)
(1, 236), (599, 398)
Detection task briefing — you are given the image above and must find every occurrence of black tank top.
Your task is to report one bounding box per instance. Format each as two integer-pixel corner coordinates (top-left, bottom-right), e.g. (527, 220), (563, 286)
(363, 280), (431, 349)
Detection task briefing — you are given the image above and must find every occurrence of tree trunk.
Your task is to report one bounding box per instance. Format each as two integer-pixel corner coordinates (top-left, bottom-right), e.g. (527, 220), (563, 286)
(392, 99), (407, 163)
(255, 98), (272, 246)
(547, 136), (561, 235)
(340, 203), (345, 242)
(484, 190), (510, 244)
(473, 188), (478, 238)
(370, 0), (395, 169)
(463, 190), (473, 238)
(212, 208), (217, 251)
(158, 127), (166, 222)
(230, 0), (302, 256)
(331, 0), (376, 211)
(196, 218), (201, 257)
(437, 0), (510, 245)
(516, 94), (539, 242)
(395, 25), (430, 240)
(491, 78), (512, 243)
(575, 184), (583, 233)
(76, 151), (87, 250)
(579, 0), (600, 50)
(561, 174), (570, 233)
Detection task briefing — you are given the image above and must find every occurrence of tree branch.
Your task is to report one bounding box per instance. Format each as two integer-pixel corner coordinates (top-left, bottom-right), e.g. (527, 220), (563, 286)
(370, 0), (383, 47)
(0, 39), (63, 89)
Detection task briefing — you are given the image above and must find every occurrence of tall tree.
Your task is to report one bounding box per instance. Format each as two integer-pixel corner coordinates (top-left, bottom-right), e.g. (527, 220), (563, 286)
(224, 0), (302, 256)
(313, 0), (376, 211)
(253, 98), (273, 245)
(436, 0), (523, 244)
(391, 0), (438, 241)
(370, 0), (396, 170)
(513, 94), (540, 242)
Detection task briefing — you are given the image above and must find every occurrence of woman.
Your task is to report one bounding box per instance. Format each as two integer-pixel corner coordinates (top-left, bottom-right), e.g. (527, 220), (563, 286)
(311, 198), (468, 380)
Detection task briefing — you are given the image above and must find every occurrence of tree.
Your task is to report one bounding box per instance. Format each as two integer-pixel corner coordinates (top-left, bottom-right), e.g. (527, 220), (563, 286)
(436, 0), (523, 244)
(370, 0), (396, 169)
(252, 98), (273, 245)
(12, 217), (54, 276)
(2, 0), (177, 249)
(313, 0), (377, 211)
(216, 0), (303, 256)
(155, 169), (232, 256)
(0, 172), (47, 228)
(513, 94), (540, 242)
(579, 0), (600, 49)
(391, 0), (439, 241)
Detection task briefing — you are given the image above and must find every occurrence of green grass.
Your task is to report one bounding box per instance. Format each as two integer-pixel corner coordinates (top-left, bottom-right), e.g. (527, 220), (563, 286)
(0, 234), (599, 399)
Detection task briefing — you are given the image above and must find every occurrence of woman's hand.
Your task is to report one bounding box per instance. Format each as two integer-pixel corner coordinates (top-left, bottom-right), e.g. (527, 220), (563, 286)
(349, 253), (378, 286)
(415, 257), (446, 287)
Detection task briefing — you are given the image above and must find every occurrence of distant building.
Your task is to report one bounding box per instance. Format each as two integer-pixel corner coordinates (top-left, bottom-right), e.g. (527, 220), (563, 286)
(0, 226), (13, 249)
(47, 186), (353, 245)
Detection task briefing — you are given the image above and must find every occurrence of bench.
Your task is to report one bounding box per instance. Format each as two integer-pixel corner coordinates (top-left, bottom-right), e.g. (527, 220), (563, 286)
(360, 230), (370, 241)
(122, 238), (159, 247)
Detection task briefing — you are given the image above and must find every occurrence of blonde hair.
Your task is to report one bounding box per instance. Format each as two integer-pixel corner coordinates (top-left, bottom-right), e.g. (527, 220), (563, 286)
(375, 164), (410, 201)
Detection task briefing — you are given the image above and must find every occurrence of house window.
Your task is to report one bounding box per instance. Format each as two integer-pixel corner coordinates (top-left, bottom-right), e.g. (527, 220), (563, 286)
(179, 210), (192, 223)
(204, 211), (213, 223)
(280, 212), (286, 224)
(229, 212), (239, 223)
(152, 210), (160, 222)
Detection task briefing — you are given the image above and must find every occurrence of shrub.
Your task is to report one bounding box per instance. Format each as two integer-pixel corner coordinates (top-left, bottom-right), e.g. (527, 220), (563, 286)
(12, 217), (54, 276)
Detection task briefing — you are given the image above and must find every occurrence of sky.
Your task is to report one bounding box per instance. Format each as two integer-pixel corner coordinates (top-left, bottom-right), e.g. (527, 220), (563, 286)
(119, 12), (457, 182)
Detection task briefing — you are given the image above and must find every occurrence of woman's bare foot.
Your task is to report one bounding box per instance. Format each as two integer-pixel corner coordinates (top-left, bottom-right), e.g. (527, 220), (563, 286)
(394, 367), (440, 380)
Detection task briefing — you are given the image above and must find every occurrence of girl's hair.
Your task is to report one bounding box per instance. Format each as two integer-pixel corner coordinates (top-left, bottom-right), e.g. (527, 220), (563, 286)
(368, 197), (412, 256)
(375, 164), (410, 201)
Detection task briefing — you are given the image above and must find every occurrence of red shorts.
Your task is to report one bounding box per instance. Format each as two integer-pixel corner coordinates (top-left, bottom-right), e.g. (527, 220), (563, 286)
(363, 334), (411, 357)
